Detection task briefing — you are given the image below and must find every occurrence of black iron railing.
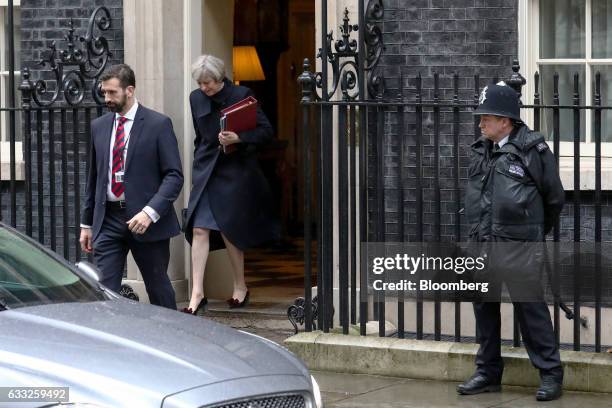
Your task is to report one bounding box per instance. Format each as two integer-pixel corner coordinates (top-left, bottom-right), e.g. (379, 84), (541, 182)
(292, 0), (612, 354)
(1, 6), (110, 264)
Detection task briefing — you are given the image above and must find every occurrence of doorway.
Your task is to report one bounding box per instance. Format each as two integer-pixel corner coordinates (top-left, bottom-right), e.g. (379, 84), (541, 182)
(232, 0), (316, 309)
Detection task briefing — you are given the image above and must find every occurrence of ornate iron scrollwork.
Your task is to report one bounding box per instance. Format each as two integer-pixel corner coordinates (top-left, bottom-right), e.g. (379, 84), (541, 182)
(364, 0), (385, 98)
(119, 284), (139, 302)
(314, 8), (360, 101)
(288, 296), (318, 334)
(298, 58), (315, 103)
(25, 6), (112, 107)
(507, 59), (526, 104)
(300, 2), (385, 102)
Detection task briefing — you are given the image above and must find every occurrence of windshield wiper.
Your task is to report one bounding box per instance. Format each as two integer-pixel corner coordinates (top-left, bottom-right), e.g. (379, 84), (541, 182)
(0, 298), (8, 311)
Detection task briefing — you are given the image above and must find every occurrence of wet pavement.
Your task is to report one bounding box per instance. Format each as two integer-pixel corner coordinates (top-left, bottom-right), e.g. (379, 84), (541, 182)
(194, 300), (612, 407)
(312, 371), (612, 408)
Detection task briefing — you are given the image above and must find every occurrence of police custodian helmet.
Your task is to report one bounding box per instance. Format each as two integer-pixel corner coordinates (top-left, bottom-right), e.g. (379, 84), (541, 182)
(473, 81), (522, 122)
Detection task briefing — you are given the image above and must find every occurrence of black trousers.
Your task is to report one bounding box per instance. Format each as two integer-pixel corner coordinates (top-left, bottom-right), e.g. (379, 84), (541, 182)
(93, 205), (177, 310)
(470, 235), (563, 383)
(473, 298), (563, 382)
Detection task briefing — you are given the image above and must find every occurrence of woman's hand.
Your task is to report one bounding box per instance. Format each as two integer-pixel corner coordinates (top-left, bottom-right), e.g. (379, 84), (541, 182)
(218, 131), (241, 146)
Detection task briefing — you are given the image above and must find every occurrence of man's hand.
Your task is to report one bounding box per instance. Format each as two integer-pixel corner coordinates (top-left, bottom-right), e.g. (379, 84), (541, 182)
(218, 131), (240, 146)
(127, 211), (152, 235)
(79, 228), (93, 253)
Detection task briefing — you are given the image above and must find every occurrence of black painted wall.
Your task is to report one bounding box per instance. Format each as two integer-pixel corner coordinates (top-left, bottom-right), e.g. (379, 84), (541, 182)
(0, 0), (124, 261)
(368, 0), (612, 244)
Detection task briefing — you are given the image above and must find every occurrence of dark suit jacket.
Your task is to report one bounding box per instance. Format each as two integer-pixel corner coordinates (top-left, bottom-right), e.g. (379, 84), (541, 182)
(82, 104), (184, 242)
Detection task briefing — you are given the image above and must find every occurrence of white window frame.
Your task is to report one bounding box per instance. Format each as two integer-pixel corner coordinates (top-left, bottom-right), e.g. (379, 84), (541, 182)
(0, 1), (22, 180)
(519, 0), (612, 189)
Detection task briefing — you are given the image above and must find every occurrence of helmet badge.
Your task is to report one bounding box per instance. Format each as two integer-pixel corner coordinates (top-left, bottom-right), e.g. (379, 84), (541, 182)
(479, 86), (488, 105)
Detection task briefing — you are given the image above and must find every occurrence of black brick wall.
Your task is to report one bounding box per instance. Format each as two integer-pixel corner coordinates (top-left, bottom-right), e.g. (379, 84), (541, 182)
(1, 0), (123, 261)
(366, 0), (612, 244)
(21, 0), (124, 82)
(368, 0), (519, 243)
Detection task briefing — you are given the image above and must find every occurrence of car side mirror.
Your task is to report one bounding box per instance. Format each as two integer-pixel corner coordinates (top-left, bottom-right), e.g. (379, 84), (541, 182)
(76, 261), (100, 282)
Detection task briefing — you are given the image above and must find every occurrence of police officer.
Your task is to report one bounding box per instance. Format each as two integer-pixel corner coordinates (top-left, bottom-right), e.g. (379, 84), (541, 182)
(457, 83), (565, 401)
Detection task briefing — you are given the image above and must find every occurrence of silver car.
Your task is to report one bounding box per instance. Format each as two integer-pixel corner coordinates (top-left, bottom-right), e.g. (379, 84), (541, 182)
(0, 224), (323, 408)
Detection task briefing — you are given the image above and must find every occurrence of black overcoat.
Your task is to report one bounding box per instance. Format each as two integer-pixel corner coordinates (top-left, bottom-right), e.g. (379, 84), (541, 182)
(184, 79), (280, 250)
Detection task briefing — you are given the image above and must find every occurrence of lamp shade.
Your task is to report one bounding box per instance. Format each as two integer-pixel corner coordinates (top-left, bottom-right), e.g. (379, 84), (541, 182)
(232, 46), (266, 82)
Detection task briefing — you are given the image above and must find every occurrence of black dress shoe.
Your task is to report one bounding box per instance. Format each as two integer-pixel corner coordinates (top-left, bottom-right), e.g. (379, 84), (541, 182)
(536, 377), (562, 401)
(457, 373), (501, 395)
(227, 290), (250, 309)
(181, 297), (208, 315)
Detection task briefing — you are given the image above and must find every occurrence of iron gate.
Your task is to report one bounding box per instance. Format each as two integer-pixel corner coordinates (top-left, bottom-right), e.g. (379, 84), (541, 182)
(291, 0), (612, 353)
(1, 6), (111, 264)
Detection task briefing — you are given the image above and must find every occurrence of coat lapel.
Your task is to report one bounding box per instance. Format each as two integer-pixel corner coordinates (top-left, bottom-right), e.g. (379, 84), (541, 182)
(191, 89), (211, 118)
(125, 105), (145, 172)
(100, 113), (115, 177)
(190, 82), (241, 146)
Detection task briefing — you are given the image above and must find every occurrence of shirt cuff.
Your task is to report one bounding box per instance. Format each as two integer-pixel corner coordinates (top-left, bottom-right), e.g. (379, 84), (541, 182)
(80, 224), (92, 229)
(143, 206), (160, 223)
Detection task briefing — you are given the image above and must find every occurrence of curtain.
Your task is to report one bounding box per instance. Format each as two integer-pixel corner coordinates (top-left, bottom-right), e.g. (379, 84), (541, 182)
(540, 0), (585, 58)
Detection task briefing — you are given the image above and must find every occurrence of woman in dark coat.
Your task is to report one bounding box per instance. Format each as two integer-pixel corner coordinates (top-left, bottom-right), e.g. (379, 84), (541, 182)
(182, 54), (279, 313)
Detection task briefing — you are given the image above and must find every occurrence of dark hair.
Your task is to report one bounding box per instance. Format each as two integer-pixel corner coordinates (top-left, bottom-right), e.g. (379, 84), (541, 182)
(99, 64), (136, 89)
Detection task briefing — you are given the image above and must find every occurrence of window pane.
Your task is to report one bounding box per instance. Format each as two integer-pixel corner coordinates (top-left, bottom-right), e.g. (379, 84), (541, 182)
(539, 65), (586, 142)
(593, 0), (612, 58)
(540, 0), (585, 59)
(3, 7), (19, 71)
(0, 227), (104, 309)
(592, 67), (612, 142)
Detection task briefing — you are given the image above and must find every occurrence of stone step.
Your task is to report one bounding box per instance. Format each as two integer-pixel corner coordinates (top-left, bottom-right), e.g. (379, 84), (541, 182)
(202, 308), (296, 345)
(179, 299), (301, 344)
(206, 299), (289, 317)
(286, 332), (612, 394)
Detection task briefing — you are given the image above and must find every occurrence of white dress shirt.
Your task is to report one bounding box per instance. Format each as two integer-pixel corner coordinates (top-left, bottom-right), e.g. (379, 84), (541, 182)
(107, 100), (137, 201)
(80, 100), (159, 229)
(497, 134), (510, 149)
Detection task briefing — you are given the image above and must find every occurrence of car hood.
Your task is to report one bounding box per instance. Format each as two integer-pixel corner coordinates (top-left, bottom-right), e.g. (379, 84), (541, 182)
(0, 300), (309, 407)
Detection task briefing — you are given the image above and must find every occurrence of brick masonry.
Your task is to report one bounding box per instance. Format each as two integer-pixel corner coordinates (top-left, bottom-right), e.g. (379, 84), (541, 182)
(1, 0), (124, 262)
(366, 0), (612, 244)
(3, 0), (610, 269)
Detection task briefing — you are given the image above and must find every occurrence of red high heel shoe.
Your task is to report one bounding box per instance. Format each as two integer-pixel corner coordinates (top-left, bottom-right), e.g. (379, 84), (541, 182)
(227, 290), (249, 309)
(181, 297), (208, 315)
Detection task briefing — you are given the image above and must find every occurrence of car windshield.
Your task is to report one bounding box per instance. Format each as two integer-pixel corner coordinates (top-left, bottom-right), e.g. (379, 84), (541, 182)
(0, 226), (106, 309)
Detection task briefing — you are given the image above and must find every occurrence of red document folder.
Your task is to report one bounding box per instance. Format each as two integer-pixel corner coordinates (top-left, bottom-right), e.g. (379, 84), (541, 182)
(220, 96), (258, 154)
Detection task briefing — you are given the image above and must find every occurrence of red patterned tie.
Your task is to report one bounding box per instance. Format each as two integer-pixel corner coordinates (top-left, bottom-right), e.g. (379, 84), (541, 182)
(111, 116), (128, 197)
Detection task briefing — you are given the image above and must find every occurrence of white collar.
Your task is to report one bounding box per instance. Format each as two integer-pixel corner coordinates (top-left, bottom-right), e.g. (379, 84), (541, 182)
(115, 99), (139, 122)
(497, 134), (510, 148)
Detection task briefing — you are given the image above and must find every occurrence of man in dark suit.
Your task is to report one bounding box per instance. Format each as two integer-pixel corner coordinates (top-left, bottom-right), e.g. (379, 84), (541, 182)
(79, 64), (184, 309)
